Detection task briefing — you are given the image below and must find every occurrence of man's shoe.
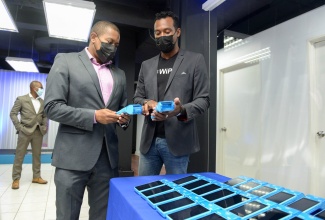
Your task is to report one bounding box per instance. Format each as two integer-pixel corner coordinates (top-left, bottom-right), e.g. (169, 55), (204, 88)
(12, 180), (19, 189)
(32, 177), (48, 184)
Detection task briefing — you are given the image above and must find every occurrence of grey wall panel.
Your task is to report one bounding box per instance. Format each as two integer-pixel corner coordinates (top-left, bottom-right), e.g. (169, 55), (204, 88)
(171, 0), (217, 173)
(117, 28), (137, 176)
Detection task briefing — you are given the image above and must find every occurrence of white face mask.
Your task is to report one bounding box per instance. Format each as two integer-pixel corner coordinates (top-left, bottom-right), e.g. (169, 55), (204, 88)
(36, 88), (44, 97)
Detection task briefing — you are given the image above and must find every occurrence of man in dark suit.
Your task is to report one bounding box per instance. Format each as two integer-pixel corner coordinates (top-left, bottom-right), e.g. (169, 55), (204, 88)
(10, 80), (48, 189)
(134, 11), (210, 176)
(44, 21), (130, 220)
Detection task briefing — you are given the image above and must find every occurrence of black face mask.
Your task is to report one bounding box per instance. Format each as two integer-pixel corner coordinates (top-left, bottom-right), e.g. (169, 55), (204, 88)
(96, 39), (117, 64)
(155, 34), (176, 53)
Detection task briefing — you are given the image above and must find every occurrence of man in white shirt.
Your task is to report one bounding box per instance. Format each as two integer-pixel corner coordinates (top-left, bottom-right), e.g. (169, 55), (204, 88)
(10, 81), (48, 189)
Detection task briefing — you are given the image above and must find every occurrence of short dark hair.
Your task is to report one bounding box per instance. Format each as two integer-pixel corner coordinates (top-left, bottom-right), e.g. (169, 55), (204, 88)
(155, 11), (179, 29)
(30, 81), (41, 89)
(90, 21), (120, 37)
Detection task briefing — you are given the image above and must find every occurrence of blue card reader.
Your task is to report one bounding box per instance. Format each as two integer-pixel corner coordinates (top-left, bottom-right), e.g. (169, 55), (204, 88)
(155, 101), (175, 112)
(287, 194), (325, 215)
(116, 104), (142, 115)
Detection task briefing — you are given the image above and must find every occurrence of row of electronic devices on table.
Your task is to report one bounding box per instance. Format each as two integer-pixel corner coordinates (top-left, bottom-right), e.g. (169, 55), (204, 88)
(116, 101), (175, 116)
(134, 174), (325, 220)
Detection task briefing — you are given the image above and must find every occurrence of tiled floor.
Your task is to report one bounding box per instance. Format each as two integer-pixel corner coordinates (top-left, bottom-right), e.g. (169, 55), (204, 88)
(0, 163), (90, 220)
(0, 155), (165, 220)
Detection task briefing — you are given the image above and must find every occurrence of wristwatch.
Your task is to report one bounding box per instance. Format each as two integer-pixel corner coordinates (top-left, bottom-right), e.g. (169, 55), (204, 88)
(176, 105), (185, 117)
(119, 120), (130, 128)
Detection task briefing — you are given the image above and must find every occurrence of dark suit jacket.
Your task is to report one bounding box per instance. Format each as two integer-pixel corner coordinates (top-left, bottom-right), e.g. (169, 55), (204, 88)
(134, 49), (210, 156)
(10, 94), (47, 136)
(44, 49), (128, 171)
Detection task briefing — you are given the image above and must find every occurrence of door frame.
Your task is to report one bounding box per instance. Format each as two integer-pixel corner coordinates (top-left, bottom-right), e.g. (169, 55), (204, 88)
(308, 35), (325, 196)
(216, 61), (260, 174)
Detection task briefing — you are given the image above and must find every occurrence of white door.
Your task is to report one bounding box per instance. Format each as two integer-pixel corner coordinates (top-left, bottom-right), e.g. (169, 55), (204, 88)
(311, 39), (325, 197)
(218, 63), (261, 178)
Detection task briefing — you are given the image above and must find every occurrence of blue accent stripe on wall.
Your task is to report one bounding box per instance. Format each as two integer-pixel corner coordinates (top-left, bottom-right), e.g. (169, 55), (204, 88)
(0, 154), (52, 164)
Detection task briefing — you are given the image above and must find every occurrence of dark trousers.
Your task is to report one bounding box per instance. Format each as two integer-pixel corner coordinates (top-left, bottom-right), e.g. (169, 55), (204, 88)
(55, 144), (118, 220)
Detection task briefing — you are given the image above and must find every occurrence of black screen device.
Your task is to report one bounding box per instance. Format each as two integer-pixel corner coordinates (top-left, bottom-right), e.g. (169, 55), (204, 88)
(167, 205), (209, 220)
(192, 184), (221, 195)
(142, 185), (172, 197)
(236, 181), (260, 191)
(243, 207), (288, 219)
(135, 180), (164, 191)
(158, 197), (195, 212)
(196, 213), (227, 220)
(215, 194), (249, 208)
(249, 186), (276, 197)
(266, 192), (294, 203)
(148, 191), (182, 204)
(287, 198), (318, 212)
(315, 210), (325, 219)
(173, 176), (198, 185)
(202, 189), (233, 202)
(183, 180), (210, 190)
(224, 178), (245, 186)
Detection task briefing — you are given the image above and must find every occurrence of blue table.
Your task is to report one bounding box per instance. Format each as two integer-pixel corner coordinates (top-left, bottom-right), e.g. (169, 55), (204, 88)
(106, 172), (230, 220)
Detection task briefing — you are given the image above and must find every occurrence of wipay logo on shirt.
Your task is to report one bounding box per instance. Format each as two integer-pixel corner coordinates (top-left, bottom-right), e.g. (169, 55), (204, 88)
(157, 68), (173, 75)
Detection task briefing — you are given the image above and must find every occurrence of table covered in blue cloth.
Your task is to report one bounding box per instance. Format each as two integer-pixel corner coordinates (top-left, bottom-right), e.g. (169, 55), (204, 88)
(106, 172), (230, 220)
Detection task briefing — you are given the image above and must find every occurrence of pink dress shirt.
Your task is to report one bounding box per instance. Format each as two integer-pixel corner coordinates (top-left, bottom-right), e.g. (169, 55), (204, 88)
(85, 48), (114, 123)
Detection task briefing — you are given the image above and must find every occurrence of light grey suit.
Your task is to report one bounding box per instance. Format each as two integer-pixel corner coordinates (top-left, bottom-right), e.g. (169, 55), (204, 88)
(44, 49), (128, 220)
(134, 49), (210, 156)
(10, 94), (47, 180)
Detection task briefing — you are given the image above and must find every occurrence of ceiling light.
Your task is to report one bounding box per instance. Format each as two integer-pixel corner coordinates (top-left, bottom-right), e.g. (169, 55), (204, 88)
(224, 38), (243, 49)
(43, 0), (96, 42)
(202, 0), (226, 11)
(233, 48), (271, 64)
(5, 57), (39, 73)
(0, 0), (18, 32)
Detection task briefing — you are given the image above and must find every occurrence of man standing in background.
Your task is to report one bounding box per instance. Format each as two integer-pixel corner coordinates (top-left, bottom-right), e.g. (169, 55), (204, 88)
(134, 11), (210, 176)
(10, 80), (48, 190)
(44, 20), (130, 220)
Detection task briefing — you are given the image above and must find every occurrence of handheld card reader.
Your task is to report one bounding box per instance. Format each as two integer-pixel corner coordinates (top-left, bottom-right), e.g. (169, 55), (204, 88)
(166, 204), (211, 220)
(151, 101), (175, 119)
(196, 211), (241, 220)
(223, 176), (252, 188)
(145, 180), (186, 208)
(156, 196), (197, 218)
(116, 104), (142, 115)
(247, 183), (283, 198)
(235, 179), (266, 192)
(172, 175), (199, 186)
(287, 194), (325, 215)
(264, 187), (304, 206)
(178, 174), (230, 197)
(173, 174), (212, 191)
(314, 209), (325, 220)
(147, 190), (184, 209)
(228, 197), (275, 219)
(134, 180), (165, 195)
(291, 212), (323, 220)
(192, 183), (224, 197)
(137, 179), (174, 199)
(182, 179), (211, 191)
(213, 190), (259, 211)
(248, 204), (301, 220)
(156, 101), (175, 112)
(202, 187), (237, 203)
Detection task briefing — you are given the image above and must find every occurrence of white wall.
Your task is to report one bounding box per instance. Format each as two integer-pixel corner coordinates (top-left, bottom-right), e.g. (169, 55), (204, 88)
(216, 5), (325, 196)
